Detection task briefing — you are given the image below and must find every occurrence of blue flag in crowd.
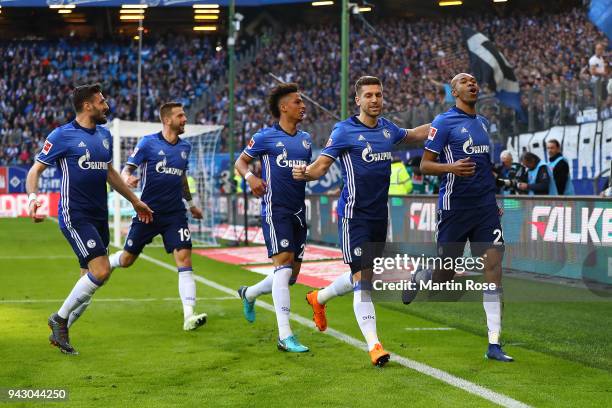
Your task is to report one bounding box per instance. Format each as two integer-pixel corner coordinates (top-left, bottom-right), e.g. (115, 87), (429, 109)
(589, 0), (612, 44)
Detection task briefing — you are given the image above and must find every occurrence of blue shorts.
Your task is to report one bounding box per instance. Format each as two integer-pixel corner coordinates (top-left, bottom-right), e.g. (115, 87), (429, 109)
(261, 210), (307, 260)
(436, 204), (504, 257)
(338, 217), (388, 274)
(124, 213), (192, 255)
(60, 219), (109, 269)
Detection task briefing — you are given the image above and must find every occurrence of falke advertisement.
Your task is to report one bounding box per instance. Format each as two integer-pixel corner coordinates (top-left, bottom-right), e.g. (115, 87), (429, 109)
(304, 195), (611, 284)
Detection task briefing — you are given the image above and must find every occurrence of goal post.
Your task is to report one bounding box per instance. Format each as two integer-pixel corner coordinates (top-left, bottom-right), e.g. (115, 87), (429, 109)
(109, 118), (223, 248)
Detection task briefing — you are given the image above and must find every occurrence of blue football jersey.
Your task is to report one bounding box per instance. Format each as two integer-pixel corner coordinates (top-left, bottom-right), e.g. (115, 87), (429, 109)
(424, 106), (496, 210)
(36, 121), (113, 227)
(127, 132), (191, 216)
(321, 116), (408, 220)
(243, 124), (312, 217)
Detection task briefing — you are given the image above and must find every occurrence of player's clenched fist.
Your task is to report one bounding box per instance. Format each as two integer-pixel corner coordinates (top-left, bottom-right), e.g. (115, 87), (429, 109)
(292, 164), (307, 181)
(246, 175), (267, 197)
(450, 157), (476, 177)
(28, 198), (45, 223)
(190, 206), (204, 220)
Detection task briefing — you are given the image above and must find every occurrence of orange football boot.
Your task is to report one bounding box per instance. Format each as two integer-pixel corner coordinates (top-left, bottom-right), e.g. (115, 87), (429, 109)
(369, 343), (390, 367)
(306, 290), (327, 331)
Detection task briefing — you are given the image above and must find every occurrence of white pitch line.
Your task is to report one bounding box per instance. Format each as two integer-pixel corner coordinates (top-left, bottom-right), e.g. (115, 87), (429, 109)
(138, 252), (530, 408)
(0, 297), (236, 304)
(405, 327), (456, 331)
(0, 255), (74, 259)
(33, 222), (528, 407)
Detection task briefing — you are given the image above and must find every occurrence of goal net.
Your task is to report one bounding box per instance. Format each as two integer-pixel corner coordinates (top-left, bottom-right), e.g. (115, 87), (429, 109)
(108, 118), (223, 249)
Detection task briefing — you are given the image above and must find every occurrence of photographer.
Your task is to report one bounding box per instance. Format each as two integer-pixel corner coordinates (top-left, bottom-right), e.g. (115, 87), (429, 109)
(494, 150), (526, 195)
(517, 152), (557, 195)
(546, 139), (574, 195)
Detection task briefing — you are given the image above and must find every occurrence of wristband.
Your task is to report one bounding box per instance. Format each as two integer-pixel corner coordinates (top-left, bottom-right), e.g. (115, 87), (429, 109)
(187, 200), (195, 208)
(28, 193), (38, 204)
(245, 171), (254, 180)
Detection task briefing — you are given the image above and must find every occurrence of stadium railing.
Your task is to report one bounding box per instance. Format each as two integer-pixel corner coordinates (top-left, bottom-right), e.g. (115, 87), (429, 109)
(293, 80), (610, 148)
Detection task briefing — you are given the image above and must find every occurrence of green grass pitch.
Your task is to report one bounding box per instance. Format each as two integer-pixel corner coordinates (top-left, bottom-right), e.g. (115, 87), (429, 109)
(0, 218), (611, 407)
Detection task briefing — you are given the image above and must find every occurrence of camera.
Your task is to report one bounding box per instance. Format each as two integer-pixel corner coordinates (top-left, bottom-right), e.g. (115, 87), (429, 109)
(494, 163), (527, 194)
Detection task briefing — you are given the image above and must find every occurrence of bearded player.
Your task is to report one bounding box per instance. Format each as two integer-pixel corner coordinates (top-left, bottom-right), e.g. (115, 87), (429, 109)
(108, 102), (208, 331)
(26, 84), (153, 355)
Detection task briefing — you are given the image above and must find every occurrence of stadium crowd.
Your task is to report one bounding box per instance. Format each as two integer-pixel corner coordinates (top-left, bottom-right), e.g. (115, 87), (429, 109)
(195, 7), (609, 146)
(0, 35), (226, 165)
(0, 6), (610, 164)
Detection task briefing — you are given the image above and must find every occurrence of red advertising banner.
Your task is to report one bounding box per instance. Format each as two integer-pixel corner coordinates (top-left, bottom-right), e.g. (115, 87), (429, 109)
(0, 167), (7, 194)
(0, 193), (60, 217)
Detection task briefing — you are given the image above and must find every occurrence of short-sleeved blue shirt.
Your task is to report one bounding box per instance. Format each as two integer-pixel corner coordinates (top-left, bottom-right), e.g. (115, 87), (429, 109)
(36, 121), (113, 227)
(127, 132), (191, 216)
(424, 107), (496, 210)
(321, 116), (408, 220)
(244, 124), (312, 217)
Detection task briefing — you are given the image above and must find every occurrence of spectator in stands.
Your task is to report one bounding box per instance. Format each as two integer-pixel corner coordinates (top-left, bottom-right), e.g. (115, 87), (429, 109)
(546, 139), (574, 195)
(589, 43), (608, 83)
(0, 122), (10, 145)
(517, 152), (556, 195)
(5, 144), (19, 165)
(18, 143), (31, 165)
(427, 74), (454, 106)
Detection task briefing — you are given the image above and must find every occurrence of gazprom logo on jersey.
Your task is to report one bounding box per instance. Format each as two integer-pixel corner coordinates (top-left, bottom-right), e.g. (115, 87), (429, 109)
(155, 157), (183, 176)
(78, 150), (108, 170)
(530, 206), (611, 244)
(462, 136), (490, 155)
(276, 148), (307, 168)
(362, 142), (392, 163)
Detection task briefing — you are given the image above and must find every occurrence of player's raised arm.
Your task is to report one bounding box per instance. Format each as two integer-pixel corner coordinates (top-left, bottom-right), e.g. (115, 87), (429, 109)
(292, 154), (335, 181)
(401, 123), (431, 144)
(107, 165), (154, 223)
(295, 124), (348, 181)
(235, 152), (267, 198)
(26, 161), (49, 223)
